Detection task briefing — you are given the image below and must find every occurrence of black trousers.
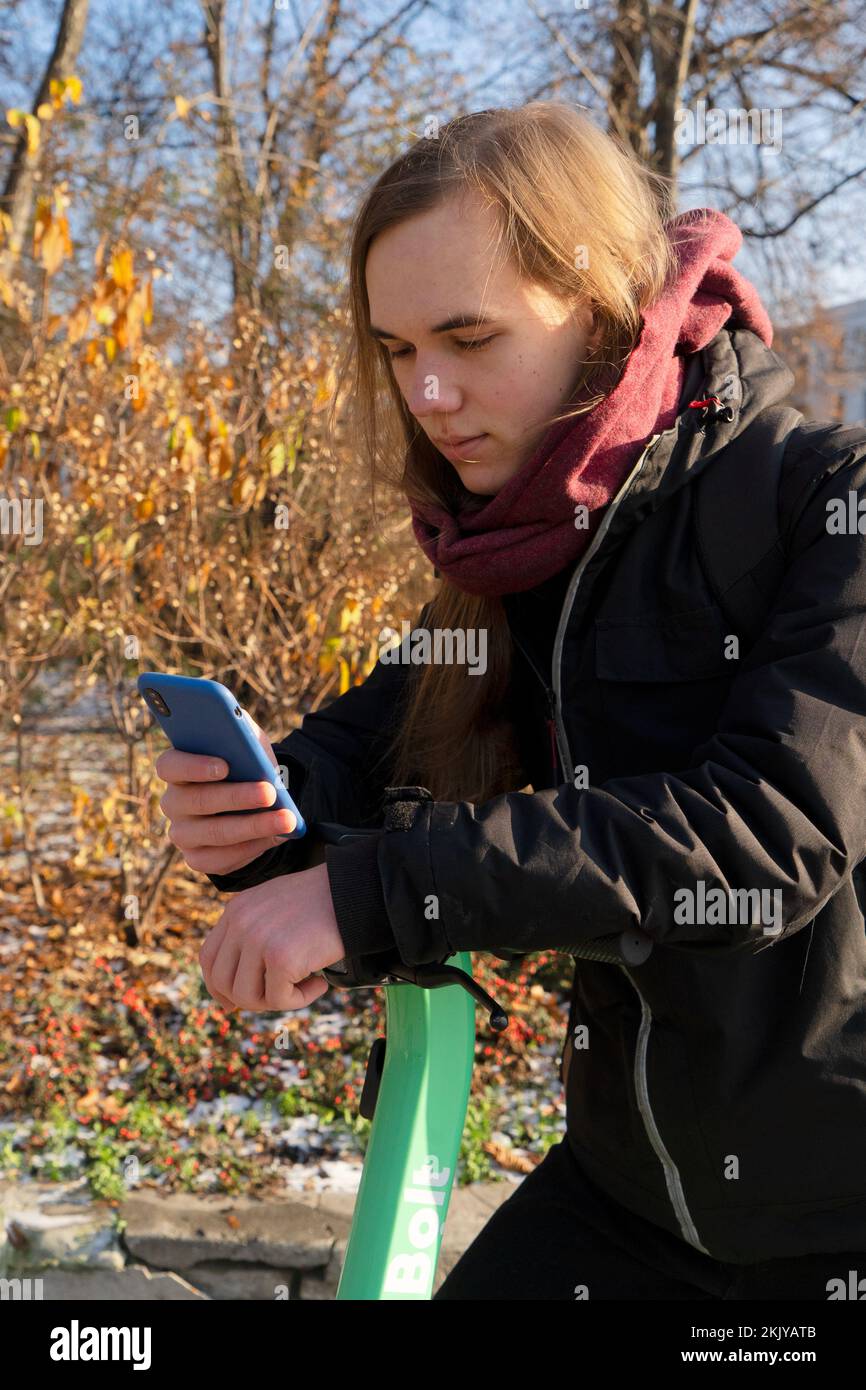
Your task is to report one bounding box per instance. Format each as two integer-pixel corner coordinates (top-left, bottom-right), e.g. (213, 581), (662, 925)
(434, 1137), (864, 1300)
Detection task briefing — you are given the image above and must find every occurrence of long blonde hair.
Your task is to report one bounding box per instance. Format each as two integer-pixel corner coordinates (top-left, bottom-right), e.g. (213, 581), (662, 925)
(328, 102), (679, 802)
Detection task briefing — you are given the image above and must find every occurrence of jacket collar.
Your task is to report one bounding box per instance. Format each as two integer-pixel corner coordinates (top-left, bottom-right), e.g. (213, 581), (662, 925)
(597, 326), (797, 549)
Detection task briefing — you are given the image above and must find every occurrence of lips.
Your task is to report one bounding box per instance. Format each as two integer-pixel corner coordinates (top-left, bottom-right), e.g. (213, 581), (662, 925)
(434, 433), (484, 447)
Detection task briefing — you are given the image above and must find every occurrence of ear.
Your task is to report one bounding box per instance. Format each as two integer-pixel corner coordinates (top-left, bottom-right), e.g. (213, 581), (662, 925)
(572, 298), (601, 351)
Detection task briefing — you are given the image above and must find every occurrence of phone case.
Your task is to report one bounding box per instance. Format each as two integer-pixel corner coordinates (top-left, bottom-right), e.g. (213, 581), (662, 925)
(137, 672), (306, 838)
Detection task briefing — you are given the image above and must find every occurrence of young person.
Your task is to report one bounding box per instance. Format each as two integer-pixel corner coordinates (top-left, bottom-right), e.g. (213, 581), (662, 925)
(156, 103), (866, 1300)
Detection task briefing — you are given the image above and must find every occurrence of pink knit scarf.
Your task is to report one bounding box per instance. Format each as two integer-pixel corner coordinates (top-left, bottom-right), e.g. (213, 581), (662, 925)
(409, 207), (774, 597)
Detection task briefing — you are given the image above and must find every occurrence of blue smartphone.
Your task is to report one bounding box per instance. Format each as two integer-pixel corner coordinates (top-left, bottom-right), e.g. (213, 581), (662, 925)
(137, 672), (306, 838)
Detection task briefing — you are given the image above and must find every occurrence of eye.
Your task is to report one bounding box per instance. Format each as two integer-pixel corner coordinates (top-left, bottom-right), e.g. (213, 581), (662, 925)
(456, 335), (496, 352)
(386, 335), (497, 361)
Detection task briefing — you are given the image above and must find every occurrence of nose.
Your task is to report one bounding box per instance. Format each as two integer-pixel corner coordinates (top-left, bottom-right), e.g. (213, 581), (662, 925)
(401, 357), (463, 421)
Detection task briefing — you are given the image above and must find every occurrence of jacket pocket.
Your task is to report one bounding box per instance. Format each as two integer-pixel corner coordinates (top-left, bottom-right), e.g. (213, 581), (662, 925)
(595, 603), (732, 683)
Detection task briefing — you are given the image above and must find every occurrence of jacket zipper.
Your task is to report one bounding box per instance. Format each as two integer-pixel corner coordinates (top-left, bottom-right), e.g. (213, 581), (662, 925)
(545, 430), (713, 1257)
(509, 436), (666, 783)
(550, 436), (662, 777)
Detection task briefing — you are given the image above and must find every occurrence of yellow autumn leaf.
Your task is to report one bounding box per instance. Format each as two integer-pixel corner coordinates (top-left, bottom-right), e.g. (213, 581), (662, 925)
(36, 102), (54, 121)
(125, 291), (145, 350)
(50, 76), (82, 107)
(216, 438), (233, 474)
(67, 302), (90, 342)
(267, 437), (286, 477)
(338, 658), (351, 695)
(181, 433), (204, 467)
(33, 204), (71, 275)
(7, 109), (39, 155)
(339, 599), (361, 632)
(104, 336), (116, 362)
(232, 473), (256, 507)
(136, 496), (155, 521)
(111, 247), (134, 292)
(174, 95), (191, 119)
(24, 114), (40, 154)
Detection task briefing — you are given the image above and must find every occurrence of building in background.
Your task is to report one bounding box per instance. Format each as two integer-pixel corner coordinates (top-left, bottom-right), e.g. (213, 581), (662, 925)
(775, 298), (866, 426)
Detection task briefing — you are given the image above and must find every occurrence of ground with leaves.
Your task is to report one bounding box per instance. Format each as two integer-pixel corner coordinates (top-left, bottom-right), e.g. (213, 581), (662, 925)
(0, 862), (572, 1203)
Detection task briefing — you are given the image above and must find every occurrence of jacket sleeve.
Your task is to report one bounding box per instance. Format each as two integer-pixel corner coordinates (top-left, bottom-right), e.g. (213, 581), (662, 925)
(204, 603), (429, 941)
(323, 441), (866, 964)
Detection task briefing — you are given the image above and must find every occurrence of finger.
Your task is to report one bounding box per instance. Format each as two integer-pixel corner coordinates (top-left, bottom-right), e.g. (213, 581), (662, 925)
(209, 935), (243, 1006)
(233, 935), (269, 1009)
(243, 713), (281, 772)
(164, 778), (281, 821)
(266, 971), (330, 1013)
(186, 836), (287, 875)
(155, 749), (230, 785)
(169, 805), (297, 851)
(208, 987), (238, 1012)
(199, 913), (232, 980)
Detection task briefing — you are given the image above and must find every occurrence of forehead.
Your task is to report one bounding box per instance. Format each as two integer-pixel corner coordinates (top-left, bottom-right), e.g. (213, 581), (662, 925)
(365, 195), (573, 337)
(365, 192), (518, 324)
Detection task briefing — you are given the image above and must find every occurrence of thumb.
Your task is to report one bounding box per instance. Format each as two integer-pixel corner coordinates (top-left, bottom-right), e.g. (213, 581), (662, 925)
(242, 709), (280, 771)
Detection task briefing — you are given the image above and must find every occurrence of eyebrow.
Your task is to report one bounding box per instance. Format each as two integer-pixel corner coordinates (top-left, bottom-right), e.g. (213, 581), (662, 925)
(367, 311), (501, 341)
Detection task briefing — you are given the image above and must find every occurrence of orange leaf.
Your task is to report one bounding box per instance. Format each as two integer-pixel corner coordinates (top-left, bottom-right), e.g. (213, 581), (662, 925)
(67, 302), (90, 343)
(34, 204), (71, 275)
(111, 248), (134, 292)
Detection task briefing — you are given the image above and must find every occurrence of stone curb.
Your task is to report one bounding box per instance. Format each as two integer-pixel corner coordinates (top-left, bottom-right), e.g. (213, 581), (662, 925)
(0, 1174), (522, 1300)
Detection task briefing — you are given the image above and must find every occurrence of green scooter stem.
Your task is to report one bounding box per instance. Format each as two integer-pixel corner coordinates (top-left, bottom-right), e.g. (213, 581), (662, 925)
(336, 951), (477, 1300)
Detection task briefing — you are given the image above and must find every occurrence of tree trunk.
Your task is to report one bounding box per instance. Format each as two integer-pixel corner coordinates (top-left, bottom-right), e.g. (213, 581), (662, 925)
(0, 0), (90, 283)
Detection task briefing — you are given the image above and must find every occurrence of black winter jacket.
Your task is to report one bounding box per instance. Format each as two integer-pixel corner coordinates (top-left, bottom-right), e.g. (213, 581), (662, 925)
(209, 325), (866, 1265)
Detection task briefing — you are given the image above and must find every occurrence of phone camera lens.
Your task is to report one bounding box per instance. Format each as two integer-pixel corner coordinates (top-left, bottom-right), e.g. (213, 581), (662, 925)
(144, 689), (170, 717)
(233, 705), (242, 716)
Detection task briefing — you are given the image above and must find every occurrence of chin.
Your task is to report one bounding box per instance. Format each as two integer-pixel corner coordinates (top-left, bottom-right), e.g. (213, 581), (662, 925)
(454, 466), (508, 497)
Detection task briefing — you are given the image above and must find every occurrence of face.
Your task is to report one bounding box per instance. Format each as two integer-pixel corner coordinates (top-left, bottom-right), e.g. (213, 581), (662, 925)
(365, 190), (601, 496)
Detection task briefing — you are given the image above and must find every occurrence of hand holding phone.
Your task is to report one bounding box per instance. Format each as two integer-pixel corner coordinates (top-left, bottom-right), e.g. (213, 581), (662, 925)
(139, 673), (306, 879)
